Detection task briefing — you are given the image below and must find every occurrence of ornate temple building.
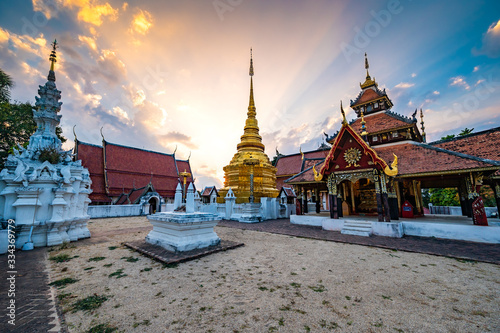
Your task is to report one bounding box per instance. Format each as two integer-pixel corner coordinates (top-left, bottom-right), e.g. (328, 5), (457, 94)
(218, 51), (279, 203)
(75, 139), (193, 211)
(277, 54), (500, 223)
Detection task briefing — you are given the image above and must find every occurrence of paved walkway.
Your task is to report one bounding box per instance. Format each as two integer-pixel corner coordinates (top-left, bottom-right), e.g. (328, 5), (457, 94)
(0, 247), (61, 333)
(218, 219), (500, 265)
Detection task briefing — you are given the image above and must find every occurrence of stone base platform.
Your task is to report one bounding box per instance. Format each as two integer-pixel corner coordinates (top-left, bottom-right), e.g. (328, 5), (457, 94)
(123, 240), (244, 265)
(146, 212), (221, 252)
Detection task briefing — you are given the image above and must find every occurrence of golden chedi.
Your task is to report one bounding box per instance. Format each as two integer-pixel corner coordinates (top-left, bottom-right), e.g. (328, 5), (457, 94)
(218, 50), (279, 203)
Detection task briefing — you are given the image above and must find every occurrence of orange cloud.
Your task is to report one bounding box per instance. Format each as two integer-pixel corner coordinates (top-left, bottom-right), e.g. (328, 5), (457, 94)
(130, 9), (153, 35)
(57, 0), (118, 26)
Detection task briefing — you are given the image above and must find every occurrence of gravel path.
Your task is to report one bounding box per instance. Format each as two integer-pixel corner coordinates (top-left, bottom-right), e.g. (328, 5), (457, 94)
(47, 217), (499, 333)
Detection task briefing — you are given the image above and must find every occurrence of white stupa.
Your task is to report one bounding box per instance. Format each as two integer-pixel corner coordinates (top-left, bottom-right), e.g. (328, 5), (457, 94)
(0, 40), (92, 250)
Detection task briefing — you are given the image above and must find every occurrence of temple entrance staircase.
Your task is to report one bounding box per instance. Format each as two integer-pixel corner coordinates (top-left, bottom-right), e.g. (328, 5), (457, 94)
(341, 220), (372, 237)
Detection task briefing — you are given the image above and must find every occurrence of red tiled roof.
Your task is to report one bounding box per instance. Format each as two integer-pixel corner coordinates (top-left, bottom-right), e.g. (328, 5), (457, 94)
(201, 186), (217, 197)
(374, 142), (500, 176)
(105, 142), (179, 198)
(76, 141), (191, 202)
(430, 128), (500, 162)
(76, 142), (108, 202)
(176, 160), (194, 183)
(281, 187), (296, 197)
(352, 88), (381, 106)
(275, 150), (328, 176)
(350, 112), (414, 135)
(287, 161), (324, 184)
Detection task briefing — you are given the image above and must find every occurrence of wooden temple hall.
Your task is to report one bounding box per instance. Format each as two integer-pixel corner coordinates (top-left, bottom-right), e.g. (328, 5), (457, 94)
(275, 55), (500, 224)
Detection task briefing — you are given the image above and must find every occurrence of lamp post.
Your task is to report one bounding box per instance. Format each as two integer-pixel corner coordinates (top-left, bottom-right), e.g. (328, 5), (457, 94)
(244, 157), (259, 203)
(179, 169), (191, 203)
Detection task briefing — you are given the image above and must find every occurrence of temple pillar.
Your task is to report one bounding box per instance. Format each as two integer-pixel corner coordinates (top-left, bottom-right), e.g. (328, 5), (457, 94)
(412, 180), (422, 215)
(458, 180), (468, 216)
(464, 174), (478, 218)
(327, 174), (338, 219)
(373, 170), (384, 222)
(303, 189), (308, 214)
(380, 173), (391, 222)
(493, 182), (500, 219)
(388, 178), (399, 220)
(315, 188), (320, 213)
(350, 181), (356, 214)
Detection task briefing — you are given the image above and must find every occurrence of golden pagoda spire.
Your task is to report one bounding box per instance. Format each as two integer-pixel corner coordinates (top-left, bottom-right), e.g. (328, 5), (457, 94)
(236, 48), (265, 153)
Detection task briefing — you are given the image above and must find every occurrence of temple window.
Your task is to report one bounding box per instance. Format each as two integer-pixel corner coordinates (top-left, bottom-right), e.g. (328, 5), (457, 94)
(372, 135), (378, 142)
(367, 105), (373, 112)
(374, 102), (379, 108)
(392, 132), (398, 138)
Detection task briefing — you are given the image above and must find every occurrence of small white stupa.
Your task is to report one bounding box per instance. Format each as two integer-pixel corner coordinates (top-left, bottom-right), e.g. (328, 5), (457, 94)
(0, 40), (92, 250)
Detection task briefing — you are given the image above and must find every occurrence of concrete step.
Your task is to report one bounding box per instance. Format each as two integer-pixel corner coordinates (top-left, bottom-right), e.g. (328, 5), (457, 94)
(341, 220), (372, 237)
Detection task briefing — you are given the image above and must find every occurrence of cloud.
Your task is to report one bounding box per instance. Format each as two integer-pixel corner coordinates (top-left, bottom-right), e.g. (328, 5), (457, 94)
(32, 0), (59, 19)
(75, 0), (118, 26)
(411, 73), (417, 78)
(449, 76), (470, 90)
(158, 131), (198, 149)
(394, 82), (415, 89)
(78, 35), (97, 51)
(433, 91), (440, 95)
(473, 19), (500, 58)
(91, 49), (126, 86)
(130, 9), (153, 35)
(473, 66), (480, 72)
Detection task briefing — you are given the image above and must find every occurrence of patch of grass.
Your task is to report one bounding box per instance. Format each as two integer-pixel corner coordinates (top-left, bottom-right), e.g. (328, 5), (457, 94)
(108, 246), (118, 250)
(345, 296), (351, 300)
(108, 269), (127, 279)
(278, 317), (284, 326)
(49, 278), (79, 288)
(294, 309), (307, 314)
(72, 294), (108, 313)
(88, 257), (106, 262)
(140, 267), (152, 272)
(258, 286), (268, 291)
(57, 292), (72, 301)
(103, 263), (113, 267)
(290, 272), (297, 276)
(268, 327), (277, 332)
(279, 305), (291, 311)
(84, 267), (95, 271)
(381, 295), (392, 300)
(402, 264), (409, 267)
(319, 320), (339, 329)
(304, 325), (311, 332)
(162, 263), (179, 269)
(49, 253), (74, 263)
(372, 320), (383, 327)
(308, 284), (326, 292)
(290, 282), (301, 288)
(133, 319), (151, 328)
(393, 328), (405, 333)
(86, 323), (118, 333)
(121, 256), (139, 262)
(453, 258), (477, 264)
(471, 310), (488, 317)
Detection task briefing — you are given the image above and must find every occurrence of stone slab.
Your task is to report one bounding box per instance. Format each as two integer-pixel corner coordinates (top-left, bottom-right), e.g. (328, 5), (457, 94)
(123, 239), (244, 265)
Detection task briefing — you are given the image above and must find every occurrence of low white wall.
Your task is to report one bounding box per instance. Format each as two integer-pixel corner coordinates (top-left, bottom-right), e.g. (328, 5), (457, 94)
(402, 222), (500, 244)
(88, 204), (147, 218)
(290, 215), (325, 227)
(429, 205), (498, 217)
(322, 219), (343, 231)
(372, 222), (403, 238)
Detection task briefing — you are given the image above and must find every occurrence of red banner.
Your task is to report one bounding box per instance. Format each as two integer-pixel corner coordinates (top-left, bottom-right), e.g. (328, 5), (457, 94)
(472, 197), (488, 226)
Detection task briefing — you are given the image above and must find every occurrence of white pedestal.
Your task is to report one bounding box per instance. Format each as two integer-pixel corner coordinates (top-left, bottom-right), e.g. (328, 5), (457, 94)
(146, 212), (221, 252)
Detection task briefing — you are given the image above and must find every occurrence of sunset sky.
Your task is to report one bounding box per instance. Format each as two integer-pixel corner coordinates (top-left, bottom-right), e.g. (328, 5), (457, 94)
(1, 0), (499, 189)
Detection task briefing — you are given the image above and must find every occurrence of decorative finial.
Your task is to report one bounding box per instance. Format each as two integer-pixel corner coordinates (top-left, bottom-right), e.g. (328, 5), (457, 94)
(48, 39), (58, 81)
(340, 101), (347, 125)
(187, 151), (191, 161)
(249, 48), (254, 77)
(420, 108), (426, 143)
(360, 108), (368, 137)
(100, 126), (105, 142)
(364, 52), (370, 79)
(300, 147), (304, 161)
(73, 125), (77, 141)
(173, 145), (177, 155)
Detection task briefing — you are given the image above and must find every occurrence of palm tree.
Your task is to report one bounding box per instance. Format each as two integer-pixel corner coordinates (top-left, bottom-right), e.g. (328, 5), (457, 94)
(0, 68), (14, 103)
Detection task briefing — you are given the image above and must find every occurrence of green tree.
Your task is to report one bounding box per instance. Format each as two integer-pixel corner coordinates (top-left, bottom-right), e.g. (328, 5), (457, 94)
(440, 134), (455, 140)
(458, 127), (474, 136)
(0, 68), (14, 103)
(429, 188), (460, 206)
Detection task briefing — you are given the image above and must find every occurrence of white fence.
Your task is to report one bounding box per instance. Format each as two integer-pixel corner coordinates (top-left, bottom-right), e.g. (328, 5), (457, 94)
(429, 205), (498, 217)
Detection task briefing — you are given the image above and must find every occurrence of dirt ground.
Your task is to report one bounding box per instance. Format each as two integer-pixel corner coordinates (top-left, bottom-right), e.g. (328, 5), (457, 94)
(47, 217), (500, 332)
